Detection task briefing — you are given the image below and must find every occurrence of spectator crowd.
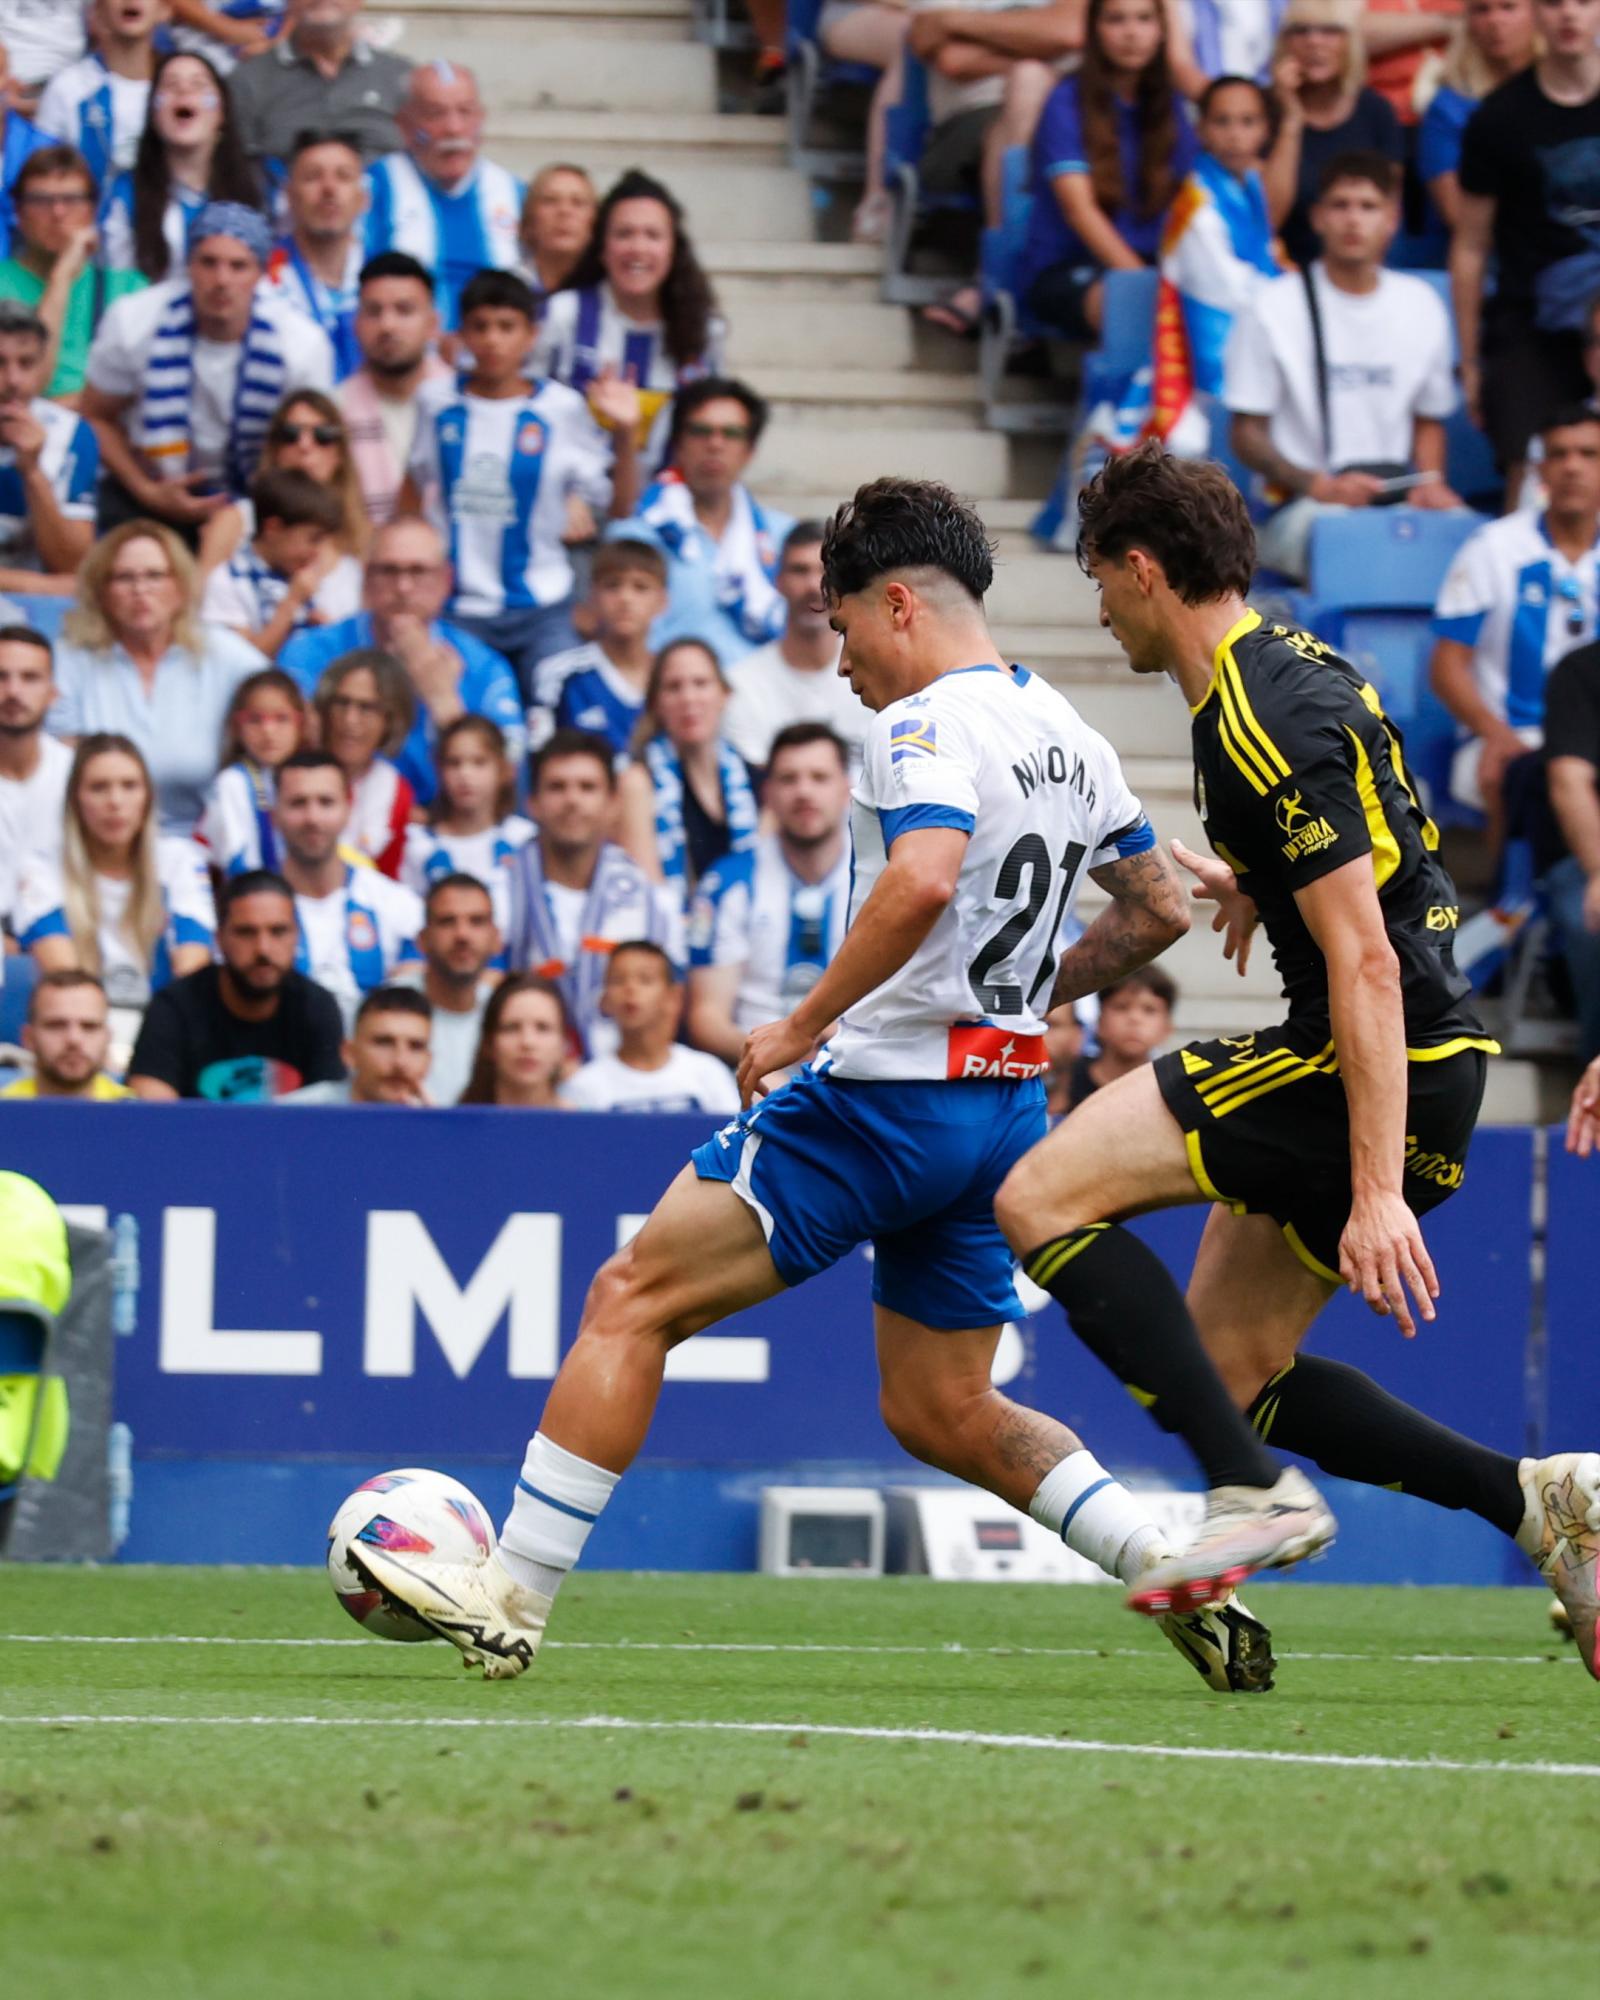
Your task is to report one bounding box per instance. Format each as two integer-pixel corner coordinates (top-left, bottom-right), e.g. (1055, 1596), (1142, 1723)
(10, 0), (1600, 1103)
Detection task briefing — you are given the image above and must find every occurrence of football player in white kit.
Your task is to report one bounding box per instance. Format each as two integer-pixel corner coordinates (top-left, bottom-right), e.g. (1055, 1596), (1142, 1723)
(352, 478), (1273, 1691)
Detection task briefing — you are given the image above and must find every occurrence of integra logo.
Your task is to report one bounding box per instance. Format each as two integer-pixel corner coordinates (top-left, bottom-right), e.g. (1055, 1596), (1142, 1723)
(1274, 789), (1337, 863)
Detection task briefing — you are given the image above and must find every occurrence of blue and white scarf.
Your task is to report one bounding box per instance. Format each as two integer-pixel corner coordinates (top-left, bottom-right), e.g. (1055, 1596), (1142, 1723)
(503, 837), (676, 1054)
(140, 284), (288, 495)
(644, 734), (759, 887)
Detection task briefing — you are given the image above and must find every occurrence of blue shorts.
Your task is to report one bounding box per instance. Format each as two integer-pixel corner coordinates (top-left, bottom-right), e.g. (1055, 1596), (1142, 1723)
(691, 1065), (1047, 1329)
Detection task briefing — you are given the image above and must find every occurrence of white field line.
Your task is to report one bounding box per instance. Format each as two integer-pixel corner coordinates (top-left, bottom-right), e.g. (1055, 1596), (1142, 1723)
(0, 1710), (1596, 1778)
(0, 1633), (1579, 1667)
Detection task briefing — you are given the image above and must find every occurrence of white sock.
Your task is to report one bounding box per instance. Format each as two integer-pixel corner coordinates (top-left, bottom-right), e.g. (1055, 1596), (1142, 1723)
(498, 1433), (620, 1597)
(1029, 1450), (1165, 1584)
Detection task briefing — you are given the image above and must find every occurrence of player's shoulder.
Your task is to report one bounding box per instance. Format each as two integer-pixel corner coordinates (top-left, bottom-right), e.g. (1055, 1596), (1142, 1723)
(1225, 617), (1364, 705)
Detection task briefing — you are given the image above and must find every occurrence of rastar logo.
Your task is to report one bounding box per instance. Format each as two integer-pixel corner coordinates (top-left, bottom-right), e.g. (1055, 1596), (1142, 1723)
(947, 1025), (1049, 1080)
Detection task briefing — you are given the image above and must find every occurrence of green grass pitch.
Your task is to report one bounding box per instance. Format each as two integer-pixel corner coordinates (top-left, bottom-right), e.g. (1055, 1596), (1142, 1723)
(3, 1567), (1598, 1998)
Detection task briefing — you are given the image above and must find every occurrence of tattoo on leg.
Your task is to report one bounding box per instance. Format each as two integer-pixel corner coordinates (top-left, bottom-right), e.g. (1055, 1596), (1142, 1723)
(990, 1400), (1083, 1482)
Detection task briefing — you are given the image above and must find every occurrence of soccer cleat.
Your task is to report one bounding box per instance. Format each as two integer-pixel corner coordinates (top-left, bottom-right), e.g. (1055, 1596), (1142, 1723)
(345, 1543), (552, 1680)
(1125, 1467), (1337, 1618)
(1517, 1453), (1600, 1680)
(1160, 1594), (1277, 1693)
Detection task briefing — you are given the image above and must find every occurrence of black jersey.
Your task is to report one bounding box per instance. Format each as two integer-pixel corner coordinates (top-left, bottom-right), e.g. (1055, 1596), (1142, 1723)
(1191, 611), (1492, 1051)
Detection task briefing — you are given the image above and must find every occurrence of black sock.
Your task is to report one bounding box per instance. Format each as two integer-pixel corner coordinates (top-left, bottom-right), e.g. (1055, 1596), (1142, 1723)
(1024, 1224), (1281, 1491)
(1248, 1355), (1525, 1537)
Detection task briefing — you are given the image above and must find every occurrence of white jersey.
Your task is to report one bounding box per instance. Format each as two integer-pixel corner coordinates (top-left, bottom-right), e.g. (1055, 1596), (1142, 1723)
(400, 814), (535, 938)
(564, 1045), (740, 1115)
(689, 831), (853, 1033)
(819, 664), (1153, 1082)
(293, 862), (423, 1029)
(0, 398), (97, 570)
(1432, 510), (1600, 735)
(35, 55), (149, 181)
(408, 380), (612, 619)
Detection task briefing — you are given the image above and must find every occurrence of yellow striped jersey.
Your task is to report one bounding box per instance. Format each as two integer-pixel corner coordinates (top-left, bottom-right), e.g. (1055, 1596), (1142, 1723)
(1191, 610), (1489, 1048)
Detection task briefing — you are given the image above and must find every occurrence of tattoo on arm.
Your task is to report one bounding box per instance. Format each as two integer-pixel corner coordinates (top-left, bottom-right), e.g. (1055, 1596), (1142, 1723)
(1049, 846), (1189, 1011)
(1232, 414), (1314, 498)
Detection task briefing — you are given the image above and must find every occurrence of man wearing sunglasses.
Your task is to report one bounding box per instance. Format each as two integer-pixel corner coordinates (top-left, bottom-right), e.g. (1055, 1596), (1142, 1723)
(626, 376), (794, 670)
(1430, 404), (1600, 839)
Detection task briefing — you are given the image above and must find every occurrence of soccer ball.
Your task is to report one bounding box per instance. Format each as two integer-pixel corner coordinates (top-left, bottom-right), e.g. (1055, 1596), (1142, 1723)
(327, 1467), (497, 1642)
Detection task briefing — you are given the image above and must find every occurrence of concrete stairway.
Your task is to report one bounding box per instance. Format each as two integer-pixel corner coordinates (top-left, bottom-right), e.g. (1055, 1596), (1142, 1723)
(383, 0), (1555, 1119)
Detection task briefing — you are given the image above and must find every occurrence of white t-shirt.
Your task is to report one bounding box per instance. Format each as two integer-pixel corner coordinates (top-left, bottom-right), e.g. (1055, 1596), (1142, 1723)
(564, 1044), (740, 1114)
(0, 0), (86, 84)
(543, 879), (588, 968)
(821, 664), (1152, 1082)
(1223, 264), (1456, 484)
(86, 280), (336, 485)
(721, 641), (871, 772)
(391, 962), (491, 1107)
(0, 733), (70, 929)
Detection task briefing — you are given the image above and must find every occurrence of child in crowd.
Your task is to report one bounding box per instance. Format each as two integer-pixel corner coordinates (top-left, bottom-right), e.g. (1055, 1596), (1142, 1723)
(564, 939), (739, 1114)
(405, 268), (641, 704)
(401, 716), (534, 939)
(200, 468), (350, 659)
(1149, 75), (1285, 451)
(196, 667), (308, 874)
(1017, 0), (1197, 340)
(1065, 965), (1178, 1111)
(530, 538), (669, 765)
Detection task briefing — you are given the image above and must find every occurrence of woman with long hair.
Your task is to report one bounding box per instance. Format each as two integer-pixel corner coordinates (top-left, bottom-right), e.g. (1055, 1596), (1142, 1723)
(311, 647), (416, 878)
(458, 972), (571, 1107)
(1418, 0), (1537, 228)
(515, 162), (598, 313)
(196, 387), (369, 594)
(196, 665), (307, 873)
(1270, 0), (1404, 266)
(14, 733), (215, 1059)
(52, 516), (266, 832)
(100, 49), (263, 281)
(617, 637), (759, 898)
(1016, 0), (1197, 338)
(400, 714), (533, 935)
(534, 168), (726, 468)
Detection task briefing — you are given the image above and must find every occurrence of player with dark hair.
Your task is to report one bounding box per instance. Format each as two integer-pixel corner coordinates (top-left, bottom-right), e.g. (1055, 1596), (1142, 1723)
(352, 474), (1281, 1693)
(996, 441), (1600, 1673)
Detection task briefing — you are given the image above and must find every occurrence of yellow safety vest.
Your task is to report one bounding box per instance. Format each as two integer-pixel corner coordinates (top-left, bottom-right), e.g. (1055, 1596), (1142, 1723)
(0, 1171), (72, 1484)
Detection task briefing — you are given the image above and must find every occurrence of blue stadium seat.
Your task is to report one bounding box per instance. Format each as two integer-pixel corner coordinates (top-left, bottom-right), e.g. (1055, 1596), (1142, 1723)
(0, 952), (36, 1049)
(10, 594), (69, 644)
(977, 145), (1073, 432)
(786, 0), (875, 180)
(883, 52), (979, 306)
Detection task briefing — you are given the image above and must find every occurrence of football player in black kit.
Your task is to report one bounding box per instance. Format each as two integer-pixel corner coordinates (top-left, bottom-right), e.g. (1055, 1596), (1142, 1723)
(996, 443), (1600, 1678)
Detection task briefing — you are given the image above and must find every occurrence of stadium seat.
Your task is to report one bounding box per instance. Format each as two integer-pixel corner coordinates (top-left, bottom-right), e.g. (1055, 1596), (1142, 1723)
(10, 594), (69, 644)
(0, 953), (35, 1050)
(786, 0), (874, 181)
(882, 52), (979, 306)
(977, 145), (1073, 433)
(1413, 270), (1503, 511)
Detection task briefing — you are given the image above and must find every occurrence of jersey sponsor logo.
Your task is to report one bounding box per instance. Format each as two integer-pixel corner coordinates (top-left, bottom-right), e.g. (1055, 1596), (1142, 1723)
(889, 714), (938, 764)
(1274, 789), (1337, 863)
(1010, 742), (1099, 810)
(1425, 904), (1460, 930)
(946, 1024), (1048, 1081)
(1405, 1133), (1463, 1190)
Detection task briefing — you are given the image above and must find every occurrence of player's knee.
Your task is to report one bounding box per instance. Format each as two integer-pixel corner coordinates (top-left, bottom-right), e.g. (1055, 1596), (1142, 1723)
(994, 1152), (1093, 1253)
(578, 1247), (674, 1350)
(879, 1375), (987, 1469)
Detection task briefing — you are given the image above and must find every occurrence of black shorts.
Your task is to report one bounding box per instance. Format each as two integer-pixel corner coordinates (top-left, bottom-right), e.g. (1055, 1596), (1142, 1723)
(1153, 1026), (1491, 1281)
